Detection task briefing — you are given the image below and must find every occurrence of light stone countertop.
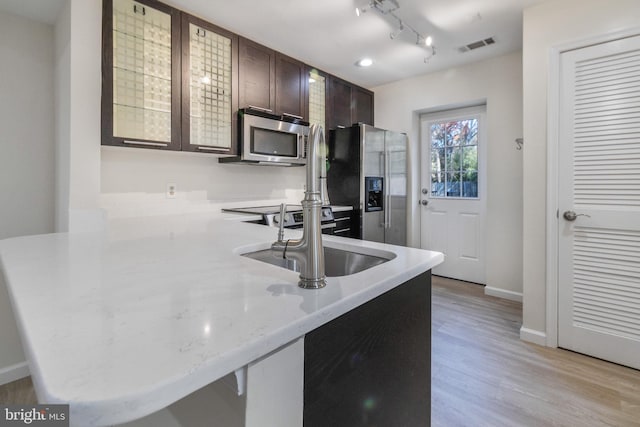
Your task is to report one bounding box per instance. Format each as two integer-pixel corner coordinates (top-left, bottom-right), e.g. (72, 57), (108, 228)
(0, 212), (443, 426)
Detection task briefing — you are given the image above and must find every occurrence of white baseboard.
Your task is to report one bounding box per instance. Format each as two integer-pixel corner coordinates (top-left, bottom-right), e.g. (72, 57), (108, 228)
(0, 361), (29, 386)
(484, 286), (523, 302)
(520, 327), (547, 346)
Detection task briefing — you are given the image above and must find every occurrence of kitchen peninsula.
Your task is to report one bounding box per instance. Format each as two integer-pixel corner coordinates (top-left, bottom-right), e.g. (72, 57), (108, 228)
(0, 213), (442, 426)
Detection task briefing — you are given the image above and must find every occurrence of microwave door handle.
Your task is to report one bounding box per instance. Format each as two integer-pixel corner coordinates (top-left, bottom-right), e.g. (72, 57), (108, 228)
(247, 105), (273, 114)
(283, 112), (303, 120)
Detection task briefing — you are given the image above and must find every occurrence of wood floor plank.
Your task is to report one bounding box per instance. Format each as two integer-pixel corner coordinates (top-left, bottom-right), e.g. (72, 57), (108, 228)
(1, 275), (639, 426)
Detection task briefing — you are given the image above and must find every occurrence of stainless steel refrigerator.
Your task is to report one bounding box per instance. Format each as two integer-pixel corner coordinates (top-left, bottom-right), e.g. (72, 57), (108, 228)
(327, 124), (408, 245)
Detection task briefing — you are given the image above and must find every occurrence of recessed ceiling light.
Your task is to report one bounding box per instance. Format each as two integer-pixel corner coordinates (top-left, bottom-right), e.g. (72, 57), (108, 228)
(356, 58), (373, 67)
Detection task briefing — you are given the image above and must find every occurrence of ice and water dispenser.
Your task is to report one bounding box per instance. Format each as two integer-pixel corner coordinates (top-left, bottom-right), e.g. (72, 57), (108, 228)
(365, 177), (384, 212)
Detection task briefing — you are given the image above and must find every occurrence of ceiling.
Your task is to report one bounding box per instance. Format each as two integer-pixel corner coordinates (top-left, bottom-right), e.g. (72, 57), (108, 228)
(0, 0), (547, 88)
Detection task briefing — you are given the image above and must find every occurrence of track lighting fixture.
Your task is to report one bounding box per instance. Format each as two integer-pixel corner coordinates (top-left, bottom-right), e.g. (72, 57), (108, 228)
(390, 22), (404, 39)
(355, 0), (435, 63)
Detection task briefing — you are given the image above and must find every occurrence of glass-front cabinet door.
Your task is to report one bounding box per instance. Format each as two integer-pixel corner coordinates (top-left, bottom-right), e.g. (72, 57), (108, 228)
(102, 0), (181, 150)
(181, 14), (238, 153)
(308, 69), (326, 130)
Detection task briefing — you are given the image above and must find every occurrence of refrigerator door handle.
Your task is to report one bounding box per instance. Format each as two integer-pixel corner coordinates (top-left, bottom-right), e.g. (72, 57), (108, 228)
(384, 151), (390, 229)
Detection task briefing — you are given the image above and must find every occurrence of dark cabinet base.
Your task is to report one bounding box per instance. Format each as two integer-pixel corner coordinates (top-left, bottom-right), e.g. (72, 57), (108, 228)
(304, 271), (431, 427)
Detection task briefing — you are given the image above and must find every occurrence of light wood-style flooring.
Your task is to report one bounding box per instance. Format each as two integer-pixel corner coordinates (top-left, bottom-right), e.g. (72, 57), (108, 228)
(431, 276), (640, 427)
(1, 276), (639, 426)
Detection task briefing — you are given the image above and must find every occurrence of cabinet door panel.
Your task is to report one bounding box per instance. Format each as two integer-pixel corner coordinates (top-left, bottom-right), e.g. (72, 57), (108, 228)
(181, 14), (238, 154)
(328, 78), (352, 129)
(238, 38), (275, 112)
(102, 0), (181, 150)
(308, 69), (327, 129)
(275, 53), (307, 120)
(304, 272), (431, 427)
(354, 87), (374, 125)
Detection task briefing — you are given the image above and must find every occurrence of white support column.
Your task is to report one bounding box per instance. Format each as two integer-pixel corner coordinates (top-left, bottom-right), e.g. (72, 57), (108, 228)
(245, 338), (304, 427)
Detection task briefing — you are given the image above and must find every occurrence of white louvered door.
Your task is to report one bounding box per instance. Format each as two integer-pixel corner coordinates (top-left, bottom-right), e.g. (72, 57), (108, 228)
(558, 35), (640, 370)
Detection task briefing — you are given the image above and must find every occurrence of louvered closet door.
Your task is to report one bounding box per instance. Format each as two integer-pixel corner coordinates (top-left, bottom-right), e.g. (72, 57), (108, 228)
(558, 34), (640, 370)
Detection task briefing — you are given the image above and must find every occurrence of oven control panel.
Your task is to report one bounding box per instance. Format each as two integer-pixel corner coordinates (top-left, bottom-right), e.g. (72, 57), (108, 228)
(264, 207), (334, 229)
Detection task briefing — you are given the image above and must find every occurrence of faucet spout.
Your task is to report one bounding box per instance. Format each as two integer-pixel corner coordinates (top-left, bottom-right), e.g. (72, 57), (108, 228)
(271, 124), (326, 289)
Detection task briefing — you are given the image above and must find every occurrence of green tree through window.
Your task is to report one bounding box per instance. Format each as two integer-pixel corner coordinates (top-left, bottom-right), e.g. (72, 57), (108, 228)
(430, 118), (478, 198)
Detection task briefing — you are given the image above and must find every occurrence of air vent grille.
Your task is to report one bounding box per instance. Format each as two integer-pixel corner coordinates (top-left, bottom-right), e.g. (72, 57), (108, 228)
(459, 37), (495, 53)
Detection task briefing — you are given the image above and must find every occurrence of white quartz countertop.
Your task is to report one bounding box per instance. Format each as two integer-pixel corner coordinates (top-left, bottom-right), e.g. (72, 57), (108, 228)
(0, 213), (442, 426)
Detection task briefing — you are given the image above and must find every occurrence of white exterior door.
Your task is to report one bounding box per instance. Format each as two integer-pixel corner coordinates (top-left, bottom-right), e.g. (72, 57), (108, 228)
(420, 106), (487, 284)
(557, 35), (640, 370)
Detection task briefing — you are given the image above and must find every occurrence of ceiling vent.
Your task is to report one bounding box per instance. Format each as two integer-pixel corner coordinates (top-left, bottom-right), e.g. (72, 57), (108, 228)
(458, 37), (495, 53)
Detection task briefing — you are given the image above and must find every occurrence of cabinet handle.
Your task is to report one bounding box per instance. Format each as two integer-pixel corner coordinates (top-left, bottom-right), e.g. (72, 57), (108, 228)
(247, 105), (273, 113)
(123, 140), (168, 147)
(197, 146), (230, 151)
(196, 28), (206, 37)
(282, 112), (303, 120)
(133, 5), (146, 15)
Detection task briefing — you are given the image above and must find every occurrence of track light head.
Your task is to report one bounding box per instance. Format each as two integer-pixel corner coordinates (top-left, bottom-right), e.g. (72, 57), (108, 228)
(355, 2), (373, 16)
(389, 22), (404, 39)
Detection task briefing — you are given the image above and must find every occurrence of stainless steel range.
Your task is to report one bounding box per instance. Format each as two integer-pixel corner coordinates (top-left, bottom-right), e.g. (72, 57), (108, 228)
(223, 205), (337, 234)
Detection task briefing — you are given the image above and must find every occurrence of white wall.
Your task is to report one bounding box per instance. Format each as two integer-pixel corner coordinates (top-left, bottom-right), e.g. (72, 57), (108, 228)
(521, 0), (640, 342)
(0, 10), (55, 381)
(55, 0), (70, 231)
(101, 149), (306, 211)
(373, 51), (524, 298)
(65, 0), (104, 232)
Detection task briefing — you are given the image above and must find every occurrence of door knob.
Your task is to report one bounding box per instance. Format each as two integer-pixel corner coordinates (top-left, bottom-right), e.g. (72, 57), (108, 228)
(421, 200), (429, 206)
(421, 188), (429, 195)
(563, 210), (590, 221)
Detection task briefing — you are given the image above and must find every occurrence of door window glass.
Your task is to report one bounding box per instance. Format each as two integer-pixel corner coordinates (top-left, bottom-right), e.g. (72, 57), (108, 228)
(430, 118), (478, 198)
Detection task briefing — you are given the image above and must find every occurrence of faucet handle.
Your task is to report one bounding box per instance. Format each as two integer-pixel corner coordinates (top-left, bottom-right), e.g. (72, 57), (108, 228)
(277, 203), (286, 242)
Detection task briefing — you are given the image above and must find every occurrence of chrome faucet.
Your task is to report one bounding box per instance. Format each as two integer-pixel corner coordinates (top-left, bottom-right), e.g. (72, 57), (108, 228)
(271, 124), (326, 289)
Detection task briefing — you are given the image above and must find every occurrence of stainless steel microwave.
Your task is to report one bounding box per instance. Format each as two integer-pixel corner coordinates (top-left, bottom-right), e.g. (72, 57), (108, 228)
(219, 108), (309, 166)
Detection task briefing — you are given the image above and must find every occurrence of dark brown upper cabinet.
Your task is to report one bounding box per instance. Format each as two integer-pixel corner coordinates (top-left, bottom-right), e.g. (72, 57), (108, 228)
(102, 0), (182, 150)
(238, 37), (275, 113)
(102, 0), (373, 153)
(181, 13), (238, 154)
(238, 39), (308, 121)
(326, 76), (374, 130)
(103, 0), (239, 154)
(353, 86), (374, 126)
(275, 53), (307, 120)
(327, 77), (353, 129)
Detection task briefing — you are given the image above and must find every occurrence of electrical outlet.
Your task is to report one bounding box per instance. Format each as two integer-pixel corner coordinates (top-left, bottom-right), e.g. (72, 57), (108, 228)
(166, 183), (177, 199)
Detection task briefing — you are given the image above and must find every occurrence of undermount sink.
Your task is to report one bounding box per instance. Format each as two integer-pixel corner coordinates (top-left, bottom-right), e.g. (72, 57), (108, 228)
(242, 245), (394, 277)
